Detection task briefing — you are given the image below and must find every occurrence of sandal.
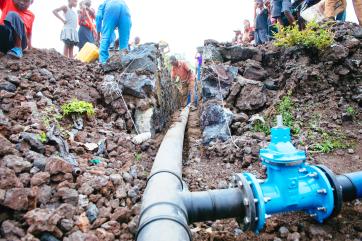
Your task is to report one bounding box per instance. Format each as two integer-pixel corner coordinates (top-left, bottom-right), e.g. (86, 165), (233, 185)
(7, 47), (23, 59)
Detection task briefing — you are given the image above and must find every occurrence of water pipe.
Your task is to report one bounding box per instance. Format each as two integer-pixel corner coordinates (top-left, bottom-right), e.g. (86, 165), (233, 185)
(137, 112), (362, 241)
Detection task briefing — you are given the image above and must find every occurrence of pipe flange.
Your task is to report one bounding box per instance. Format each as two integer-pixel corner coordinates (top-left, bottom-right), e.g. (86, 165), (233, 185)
(243, 173), (266, 233)
(316, 165), (343, 218)
(233, 173), (257, 232)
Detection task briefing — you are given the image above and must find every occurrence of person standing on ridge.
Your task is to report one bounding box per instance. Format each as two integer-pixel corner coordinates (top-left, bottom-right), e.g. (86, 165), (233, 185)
(0, 0), (35, 58)
(129, 36), (140, 50)
(96, 0), (132, 64)
(78, 0), (96, 50)
(254, 0), (269, 45)
(324, 0), (362, 26)
(194, 49), (203, 107)
(53, 0), (79, 58)
(271, 0), (295, 26)
(170, 56), (197, 110)
(242, 19), (254, 43)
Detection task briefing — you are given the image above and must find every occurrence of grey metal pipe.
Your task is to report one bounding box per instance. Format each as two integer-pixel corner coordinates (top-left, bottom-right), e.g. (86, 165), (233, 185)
(137, 107), (191, 241)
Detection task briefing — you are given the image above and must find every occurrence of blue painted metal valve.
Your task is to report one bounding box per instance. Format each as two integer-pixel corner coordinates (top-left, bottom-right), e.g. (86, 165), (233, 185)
(233, 115), (362, 233)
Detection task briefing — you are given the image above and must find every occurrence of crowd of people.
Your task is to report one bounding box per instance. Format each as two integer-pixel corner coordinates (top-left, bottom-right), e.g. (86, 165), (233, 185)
(233, 0), (362, 46)
(1, 0), (362, 109)
(0, 0), (138, 63)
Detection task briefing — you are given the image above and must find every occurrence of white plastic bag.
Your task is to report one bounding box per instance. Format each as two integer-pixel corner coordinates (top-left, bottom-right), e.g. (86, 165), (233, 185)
(301, 1), (325, 23)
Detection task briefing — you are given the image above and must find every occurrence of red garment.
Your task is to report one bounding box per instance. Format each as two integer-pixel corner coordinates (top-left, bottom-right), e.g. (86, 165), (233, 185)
(0, 0), (35, 35)
(171, 61), (196, 83)
(78, 8), (95, 30)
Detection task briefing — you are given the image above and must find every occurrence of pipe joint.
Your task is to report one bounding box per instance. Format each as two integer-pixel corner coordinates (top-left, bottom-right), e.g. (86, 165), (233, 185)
(147, 170), (184, 190)
(137, 201), (191, 241)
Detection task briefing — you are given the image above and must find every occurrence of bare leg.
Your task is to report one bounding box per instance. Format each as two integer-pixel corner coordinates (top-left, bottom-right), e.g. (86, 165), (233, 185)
(14, 34), (22, 48)
(277, 17), (284, 26)
(353, 0), (362, 26)
(69, 45), (74, 58)
(284, 11), (295, 25)
(64, 44), (69, 57)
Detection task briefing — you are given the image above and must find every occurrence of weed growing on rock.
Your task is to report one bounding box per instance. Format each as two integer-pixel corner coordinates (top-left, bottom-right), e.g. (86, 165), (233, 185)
(41, 105), (63, 128)
(252, 93), (300, 135)
(135, 153), (142, 162)
(36, 132), (47, 143)
(61, 99), (95, 117)
(346, 106), (357, 117)
(310, 131), (350, 153)
(274, 21), (334, 50)
(277, 94), (293, 127)
(252, 119), (271, 135)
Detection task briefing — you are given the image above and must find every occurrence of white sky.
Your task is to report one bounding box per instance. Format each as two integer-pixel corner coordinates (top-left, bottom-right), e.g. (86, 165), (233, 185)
(10, 0), (362, 62)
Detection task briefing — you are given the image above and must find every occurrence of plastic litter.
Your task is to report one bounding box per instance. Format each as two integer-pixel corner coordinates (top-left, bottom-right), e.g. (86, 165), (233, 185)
(75, 42), (99, 63)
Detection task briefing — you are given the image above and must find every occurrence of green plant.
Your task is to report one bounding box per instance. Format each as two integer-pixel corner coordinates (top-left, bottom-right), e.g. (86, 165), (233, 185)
(310, 132), (350, 153)
(252, 119), (271, 135)
(41, 105), (63, 128)
(277, 94), (293, 127)
(274, 21), (334, 50)
(37, 132), (47, 143)
(275, 93), (301, 135)
(61, 99), (95, 117)
(135, 153), (142, 162)
(346, 106), (357, 117)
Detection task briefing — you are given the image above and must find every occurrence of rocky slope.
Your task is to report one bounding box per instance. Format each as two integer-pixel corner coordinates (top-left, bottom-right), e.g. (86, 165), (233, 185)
(0, 21), (361, 241)
(0, 45), (179, 241)
(185, 21), (362, 241)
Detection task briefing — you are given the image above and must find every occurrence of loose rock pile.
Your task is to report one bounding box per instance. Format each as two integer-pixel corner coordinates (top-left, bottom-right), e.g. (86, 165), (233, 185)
(200, 21), (362, 167)
(0, 44), (179, 240)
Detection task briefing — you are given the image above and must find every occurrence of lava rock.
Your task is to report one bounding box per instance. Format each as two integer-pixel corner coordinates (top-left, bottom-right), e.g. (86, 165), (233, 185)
(26, 151), (47, 170)
(220, 46), (262, 63)
(3, 188), (30, 210)
(56, 187), (79, 206)
(121, 43), (158, 73)
(31, 172), (50, 186)
(20, 132), (45, 154)
(200, 101), (233, 144)
(45, 157), (73, 175)
(1, 220), (25, 239)
(308, 225), (328, 237)
(3, 155), (32, 173)
(279, 226), (290, 238)
(110, 207), (131, 223)
(201, 65), (235, 101)
(236, 84), (267, 111)
(0, 134), (17, 157)
(37, 185), (52, 205)
(6, 75), (20, 85)
(243, 60), (268, 81)
(40, 232), (60, 241)
(321, 44), (349, 61)
(0, 81), (17, 92)
(59, 219), (74, 232)
(86, 203), (99, 224)
(118, 73), (155, 98)
(203, 43), (223, 62)
(0, 167), (23, 189)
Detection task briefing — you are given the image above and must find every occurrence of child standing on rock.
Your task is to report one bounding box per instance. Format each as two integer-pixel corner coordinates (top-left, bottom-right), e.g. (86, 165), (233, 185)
(53, 0), (79, 58)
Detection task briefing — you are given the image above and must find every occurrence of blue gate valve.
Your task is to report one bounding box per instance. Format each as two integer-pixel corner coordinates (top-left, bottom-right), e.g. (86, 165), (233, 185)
(233, 116), (338, 233)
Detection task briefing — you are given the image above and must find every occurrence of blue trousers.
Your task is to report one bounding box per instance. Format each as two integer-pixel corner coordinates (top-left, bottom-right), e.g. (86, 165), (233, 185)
(0, 11), (27, 54)
(99, 0), (132, 63)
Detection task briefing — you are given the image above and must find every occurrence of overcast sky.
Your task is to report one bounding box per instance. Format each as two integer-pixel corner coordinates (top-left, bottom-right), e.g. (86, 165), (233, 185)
(24, 0), (359, 62)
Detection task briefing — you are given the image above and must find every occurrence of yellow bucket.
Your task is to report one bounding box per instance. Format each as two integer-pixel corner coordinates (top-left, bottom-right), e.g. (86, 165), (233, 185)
(75, 42), (99, 63)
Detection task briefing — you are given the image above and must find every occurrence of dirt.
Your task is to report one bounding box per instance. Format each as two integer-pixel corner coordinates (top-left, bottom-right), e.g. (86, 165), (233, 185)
(0, 21), (362, 241)
(182, 21), (362, 241)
